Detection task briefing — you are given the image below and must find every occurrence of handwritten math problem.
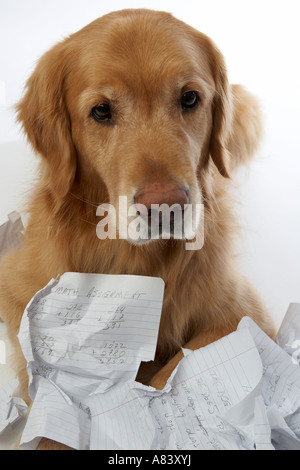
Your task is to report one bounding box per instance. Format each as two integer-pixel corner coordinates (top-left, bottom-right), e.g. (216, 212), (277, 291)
(22, 272), (165, 374)
(88, 326), (263, 450)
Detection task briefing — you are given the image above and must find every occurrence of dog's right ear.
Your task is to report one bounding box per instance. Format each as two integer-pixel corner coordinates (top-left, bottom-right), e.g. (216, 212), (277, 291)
(16, 40), (77, 200)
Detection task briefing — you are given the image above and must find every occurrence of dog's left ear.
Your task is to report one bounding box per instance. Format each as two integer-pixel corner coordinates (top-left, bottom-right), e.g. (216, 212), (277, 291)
(16, 39), (77, 200)
(226, 84), (263, 170)
(198, 34), (263, 176)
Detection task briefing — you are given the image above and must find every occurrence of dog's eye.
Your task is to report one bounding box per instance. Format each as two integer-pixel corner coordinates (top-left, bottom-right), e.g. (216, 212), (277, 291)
(91, 103), (112, 122)
(181, 91), (199, 110)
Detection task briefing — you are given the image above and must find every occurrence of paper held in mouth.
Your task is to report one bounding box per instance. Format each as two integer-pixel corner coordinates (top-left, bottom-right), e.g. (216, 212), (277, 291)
(0, 272), (300, 450)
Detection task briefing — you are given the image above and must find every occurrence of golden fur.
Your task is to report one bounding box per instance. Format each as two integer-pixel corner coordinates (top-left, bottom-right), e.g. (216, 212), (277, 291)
(0, 9), (275, 450)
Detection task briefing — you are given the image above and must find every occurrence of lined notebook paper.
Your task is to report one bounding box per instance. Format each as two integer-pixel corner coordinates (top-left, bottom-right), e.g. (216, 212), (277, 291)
(86, 314), (300, 451)
(19, 272), (164, 387)
(17, 272), (165, 449)
(0, 272), (299, 450)
(87, 326), (264, 450)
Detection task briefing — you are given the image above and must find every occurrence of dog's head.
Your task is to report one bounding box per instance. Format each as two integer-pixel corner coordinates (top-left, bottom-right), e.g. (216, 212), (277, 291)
(17, 9), (262, 245)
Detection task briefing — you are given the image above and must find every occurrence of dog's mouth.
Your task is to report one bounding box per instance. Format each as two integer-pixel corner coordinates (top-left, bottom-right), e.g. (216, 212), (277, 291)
(100, 186), (203, 247)
(137, 206), (185, 239)
(124, 202), (201, 245)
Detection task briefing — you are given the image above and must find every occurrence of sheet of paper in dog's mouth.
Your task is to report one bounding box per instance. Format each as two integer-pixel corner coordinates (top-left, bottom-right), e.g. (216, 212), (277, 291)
(18, 272), (165, 394)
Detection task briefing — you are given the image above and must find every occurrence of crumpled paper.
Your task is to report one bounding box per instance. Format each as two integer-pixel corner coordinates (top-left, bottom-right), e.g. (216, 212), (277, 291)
(0, 274), (300, 450)
(0, 378), (27, 433)
(0, 211), (24, 261)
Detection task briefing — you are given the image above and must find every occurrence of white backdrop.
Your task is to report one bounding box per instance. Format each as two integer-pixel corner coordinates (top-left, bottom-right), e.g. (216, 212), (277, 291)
(0, 0), (300, 327)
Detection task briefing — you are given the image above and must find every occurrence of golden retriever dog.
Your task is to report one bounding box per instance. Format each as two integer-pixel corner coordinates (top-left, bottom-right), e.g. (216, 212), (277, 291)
(0, 9), (276, 450)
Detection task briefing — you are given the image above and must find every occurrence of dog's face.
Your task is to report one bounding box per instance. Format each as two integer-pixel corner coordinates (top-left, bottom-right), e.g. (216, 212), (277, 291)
(69, 13), (222, 243)
(17, 10), (260, 245)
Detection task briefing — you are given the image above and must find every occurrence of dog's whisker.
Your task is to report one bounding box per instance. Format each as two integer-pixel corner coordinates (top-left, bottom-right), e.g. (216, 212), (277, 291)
(68, 191), (108, 207)
(78, 218), (98, 227)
